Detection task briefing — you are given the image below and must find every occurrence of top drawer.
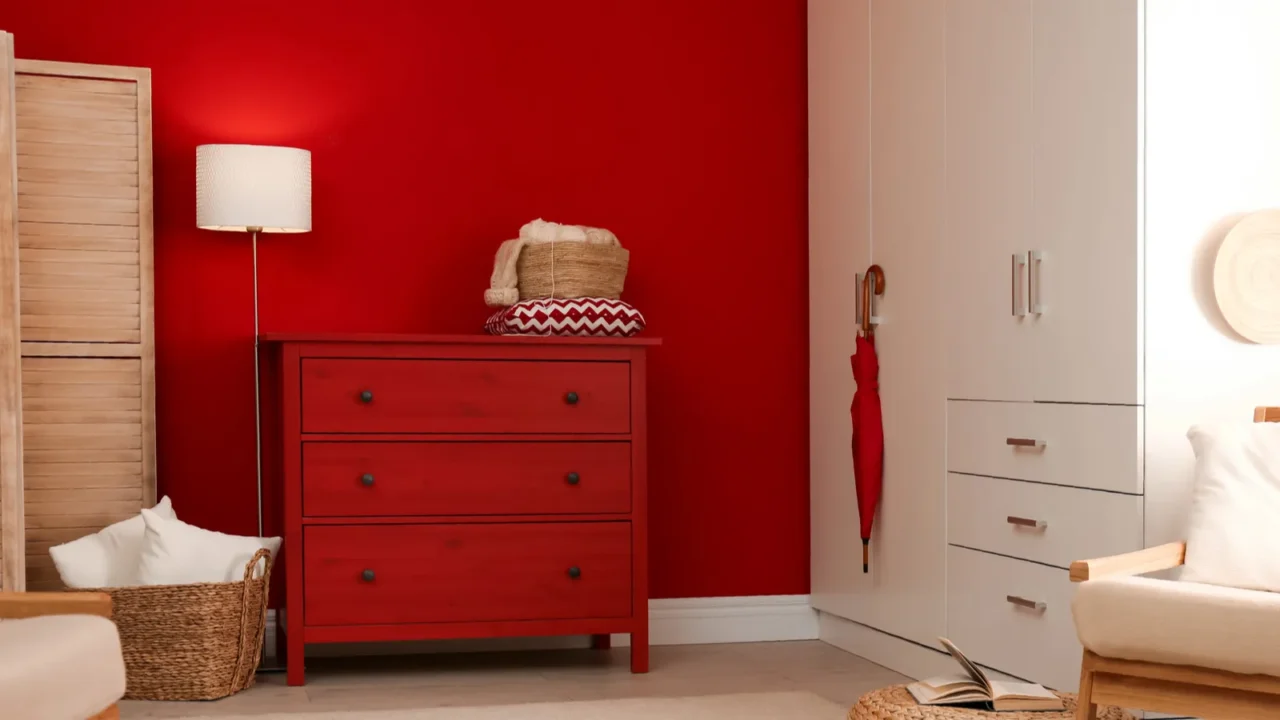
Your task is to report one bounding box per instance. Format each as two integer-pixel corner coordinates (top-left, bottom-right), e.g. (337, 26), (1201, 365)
(947, 400), (1142, 494)
(301, 359), (631, 434)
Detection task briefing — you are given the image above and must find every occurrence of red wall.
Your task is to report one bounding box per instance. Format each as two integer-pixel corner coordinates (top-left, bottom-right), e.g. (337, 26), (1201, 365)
(0, 0), (809, 599)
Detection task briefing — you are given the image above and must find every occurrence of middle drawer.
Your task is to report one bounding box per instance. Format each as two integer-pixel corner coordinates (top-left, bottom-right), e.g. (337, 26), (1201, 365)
(948, 473), (1142, 569)
(303, 442), (632, 517)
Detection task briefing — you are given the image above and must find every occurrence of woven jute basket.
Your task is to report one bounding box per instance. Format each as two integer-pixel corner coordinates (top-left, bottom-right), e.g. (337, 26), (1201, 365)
(849, 686), (1134, 720)
(516, 242), (629, 301)
(86, 548), (272, 701)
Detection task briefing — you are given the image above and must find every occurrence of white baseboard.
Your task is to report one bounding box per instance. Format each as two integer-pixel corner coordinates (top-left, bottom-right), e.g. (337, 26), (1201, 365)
(817, 611), (957, 681)
(817, 611), (1025, 684)
(264, 595), (818, 659)
(614, 594), (819, 647)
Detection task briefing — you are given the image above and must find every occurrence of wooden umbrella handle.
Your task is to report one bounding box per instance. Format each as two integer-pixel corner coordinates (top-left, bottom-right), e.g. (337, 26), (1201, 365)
(862, 265), (886, 336)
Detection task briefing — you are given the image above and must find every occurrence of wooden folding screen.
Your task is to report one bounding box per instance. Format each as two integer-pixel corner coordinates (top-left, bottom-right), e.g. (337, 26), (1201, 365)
(0, 51), (154, 590)
(0, 32), (24, 592)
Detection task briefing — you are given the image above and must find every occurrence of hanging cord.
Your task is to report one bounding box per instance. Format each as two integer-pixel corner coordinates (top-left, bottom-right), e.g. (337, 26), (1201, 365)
(532, 233), (558, 330)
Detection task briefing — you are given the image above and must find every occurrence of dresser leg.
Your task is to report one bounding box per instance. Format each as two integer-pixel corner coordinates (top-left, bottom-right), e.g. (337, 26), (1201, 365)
(630, 629), (649, 673)
(591, 634), (612, 650)
(286, 628), (306, 686)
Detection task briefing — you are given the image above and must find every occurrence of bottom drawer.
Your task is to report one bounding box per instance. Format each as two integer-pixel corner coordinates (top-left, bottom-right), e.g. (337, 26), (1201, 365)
(946, 546), (1081, 691)
(304, 523), (632, 626)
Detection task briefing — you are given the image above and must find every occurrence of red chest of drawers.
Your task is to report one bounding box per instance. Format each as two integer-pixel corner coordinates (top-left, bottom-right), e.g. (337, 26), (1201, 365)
(259, 334), (655, 686)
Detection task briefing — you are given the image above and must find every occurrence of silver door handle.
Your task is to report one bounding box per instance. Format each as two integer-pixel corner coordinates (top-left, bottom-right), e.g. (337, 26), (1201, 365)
(1007, 595), (1047, 612)
(1006, 437), (1046, 448)
(1011, 253), (1027, 317)
(1007, 516), (1048, 530)
(1029, 250), (1045, 314)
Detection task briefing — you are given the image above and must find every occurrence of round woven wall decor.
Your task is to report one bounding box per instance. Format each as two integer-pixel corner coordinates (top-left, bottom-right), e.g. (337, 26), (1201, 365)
(1214, 209), (1280, 344)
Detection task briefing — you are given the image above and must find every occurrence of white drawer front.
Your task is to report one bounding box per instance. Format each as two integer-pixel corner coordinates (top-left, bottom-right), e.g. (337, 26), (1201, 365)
(946, 546), (1082, 691)
(948, 474), (1142, 568)
(947, 401), (1142, 494)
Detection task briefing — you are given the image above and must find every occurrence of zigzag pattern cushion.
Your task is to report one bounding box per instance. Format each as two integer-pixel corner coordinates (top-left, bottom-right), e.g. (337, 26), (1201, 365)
(485, 298), (646, 337)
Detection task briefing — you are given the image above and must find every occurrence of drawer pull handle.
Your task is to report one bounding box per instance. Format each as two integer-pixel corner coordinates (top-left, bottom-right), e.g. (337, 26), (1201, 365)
(567, 566), (582, 579)
(360, 473), (375, 487)
(565, 391), (580, 405)
(361, 569), (376, 583)
(1006, 595), (1046, 612)
(359, 390), (374, 404)
(1006, 516), (1047, 530)
(566, 472), (580, 486)
(1005, 437), (1046, 448)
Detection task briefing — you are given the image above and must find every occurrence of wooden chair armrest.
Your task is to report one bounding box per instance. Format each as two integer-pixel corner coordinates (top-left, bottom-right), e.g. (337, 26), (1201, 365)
(1069, 542), (1187, 582)
(0, 591), (113, 619)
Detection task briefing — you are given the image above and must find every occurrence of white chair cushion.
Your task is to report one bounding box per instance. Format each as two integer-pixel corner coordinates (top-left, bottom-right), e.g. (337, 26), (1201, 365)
(0, 615), (125, 720)
(1073, 575), (1280, 677)
(1183, 422), (1280, 592)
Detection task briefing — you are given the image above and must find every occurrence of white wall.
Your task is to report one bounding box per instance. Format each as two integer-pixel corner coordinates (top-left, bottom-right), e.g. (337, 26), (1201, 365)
(1144, 0), (1280, 547)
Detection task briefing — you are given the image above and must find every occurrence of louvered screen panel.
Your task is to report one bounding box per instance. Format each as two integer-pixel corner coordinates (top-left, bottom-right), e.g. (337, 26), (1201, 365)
(0, 32), (24, 591)
(10, 60), (154, 591)
(14, 72), (142, 343)
(22, 356), (144, 589)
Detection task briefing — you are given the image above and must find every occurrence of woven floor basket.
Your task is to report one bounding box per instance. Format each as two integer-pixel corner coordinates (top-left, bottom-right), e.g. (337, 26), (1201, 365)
(86, 548), (272, 701)
(849, 686), (1134, 720)
(516, 242), (629, 301)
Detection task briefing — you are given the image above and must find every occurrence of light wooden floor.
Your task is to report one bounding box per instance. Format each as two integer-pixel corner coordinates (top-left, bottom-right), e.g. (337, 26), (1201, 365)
(121, 641), (907, 718)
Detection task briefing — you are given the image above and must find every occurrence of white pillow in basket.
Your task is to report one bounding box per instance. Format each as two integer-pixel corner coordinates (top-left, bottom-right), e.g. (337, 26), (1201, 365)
(138, 509), (281, 585)
(1183, 422), (1280, 592)
(49, 496), (178, 588)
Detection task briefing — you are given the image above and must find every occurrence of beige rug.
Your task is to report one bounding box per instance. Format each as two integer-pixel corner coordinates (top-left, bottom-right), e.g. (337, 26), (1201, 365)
(186, 691), (845, 719)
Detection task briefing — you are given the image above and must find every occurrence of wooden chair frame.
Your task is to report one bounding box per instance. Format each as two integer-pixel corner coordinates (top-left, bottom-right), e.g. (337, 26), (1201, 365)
(0, 591), (120, 719)
(1069, 406), (1280, 720)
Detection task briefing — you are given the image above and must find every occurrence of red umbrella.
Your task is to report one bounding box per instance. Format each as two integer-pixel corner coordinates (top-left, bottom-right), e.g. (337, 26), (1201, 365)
(852, 265), (885, 573)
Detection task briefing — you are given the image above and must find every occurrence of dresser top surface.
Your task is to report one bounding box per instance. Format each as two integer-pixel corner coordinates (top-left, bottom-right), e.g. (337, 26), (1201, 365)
(258, 333), (660, 347)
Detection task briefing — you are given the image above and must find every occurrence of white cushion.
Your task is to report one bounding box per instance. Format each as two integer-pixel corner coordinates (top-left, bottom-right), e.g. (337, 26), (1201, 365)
(48, 496), (177, 588)
(0, 614), (126, 720)
(138, 509), (280, 585)
(1183, 422), (1280, 592)
(1073, 575), (1280, 677)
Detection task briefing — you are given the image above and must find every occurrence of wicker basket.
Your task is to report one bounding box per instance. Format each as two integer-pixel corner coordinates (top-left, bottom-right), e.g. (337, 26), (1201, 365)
(87, 548), (272, 701)
(516, 242), (629, 301)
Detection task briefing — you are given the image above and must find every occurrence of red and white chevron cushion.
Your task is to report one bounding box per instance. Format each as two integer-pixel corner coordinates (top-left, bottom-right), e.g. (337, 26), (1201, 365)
(484, 298), (646, 337)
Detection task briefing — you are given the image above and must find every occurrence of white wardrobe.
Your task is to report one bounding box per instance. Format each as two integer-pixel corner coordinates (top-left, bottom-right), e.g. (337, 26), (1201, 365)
(811, 0), (1280, 692)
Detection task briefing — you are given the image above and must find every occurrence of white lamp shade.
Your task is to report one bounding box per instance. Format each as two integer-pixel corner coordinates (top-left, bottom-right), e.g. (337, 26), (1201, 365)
(196, 144), (312, 233)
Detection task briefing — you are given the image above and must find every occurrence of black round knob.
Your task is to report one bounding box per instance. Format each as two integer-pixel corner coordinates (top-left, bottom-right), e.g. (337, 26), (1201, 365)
(360, 473), (375, 487)
(359, 390), (374, 403)
(361, 569), (375, 582)
(567, 566), (581, 579)
(566, 472), (580, 486)
(565, 391), (579, 405)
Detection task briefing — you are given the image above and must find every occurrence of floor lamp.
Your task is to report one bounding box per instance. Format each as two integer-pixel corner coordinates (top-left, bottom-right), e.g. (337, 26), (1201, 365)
(196, 144), (312, 537)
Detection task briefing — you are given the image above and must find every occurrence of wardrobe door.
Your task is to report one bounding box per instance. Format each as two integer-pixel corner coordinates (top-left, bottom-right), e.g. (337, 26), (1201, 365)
(1031, 0), (1142, 405)
(808, 0), (871, 618)
(944, 0), (1034, 402)
(861, 0), (947, 646)
(0, 31), (24, 591)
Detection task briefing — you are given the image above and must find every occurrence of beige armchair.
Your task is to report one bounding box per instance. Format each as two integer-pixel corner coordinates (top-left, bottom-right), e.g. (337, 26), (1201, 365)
(1068, 406), (1280, 720)
(0, 591), (126, 720)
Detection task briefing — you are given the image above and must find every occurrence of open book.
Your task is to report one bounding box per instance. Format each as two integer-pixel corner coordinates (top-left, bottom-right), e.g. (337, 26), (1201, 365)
(906, 638), (1064, 712)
